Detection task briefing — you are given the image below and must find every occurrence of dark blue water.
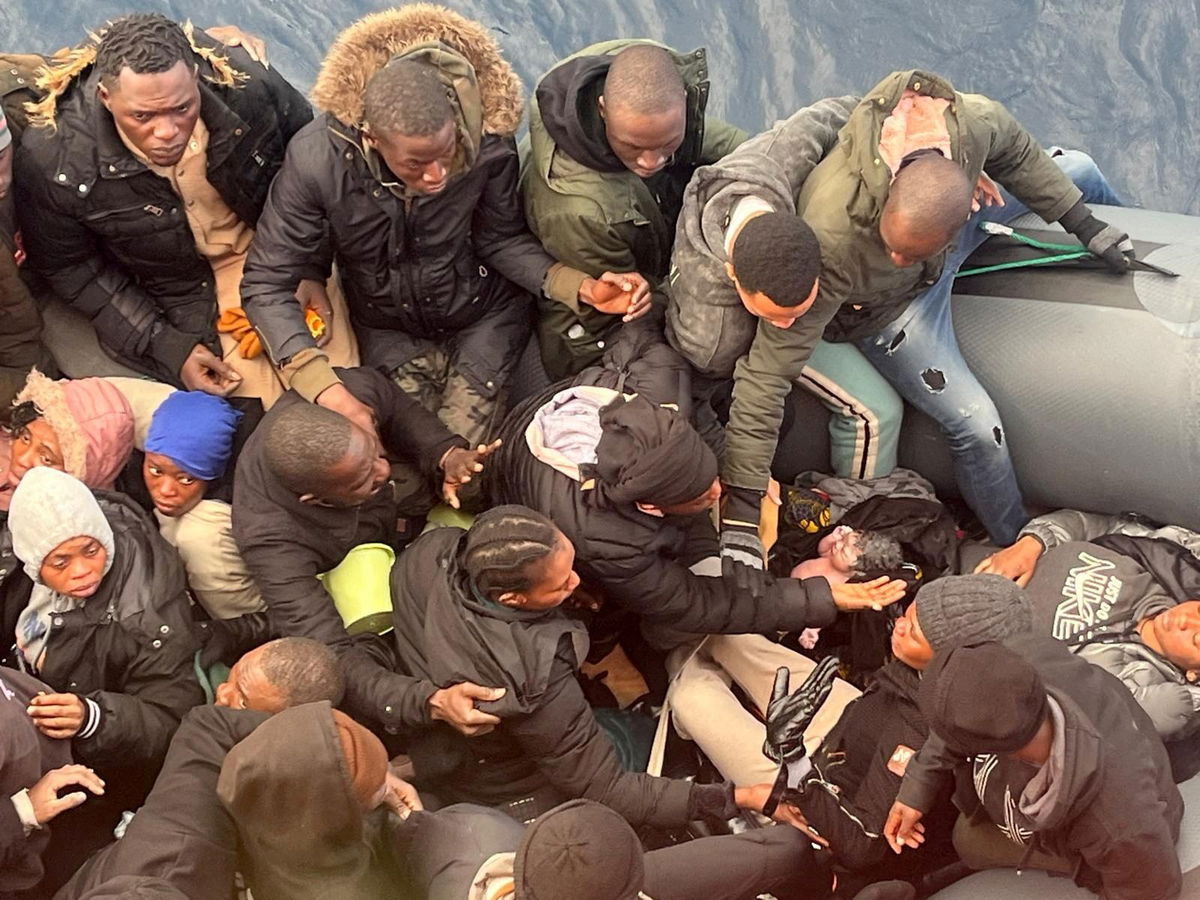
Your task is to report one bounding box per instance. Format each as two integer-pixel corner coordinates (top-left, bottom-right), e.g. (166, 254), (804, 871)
(3, 0), (1197, 214)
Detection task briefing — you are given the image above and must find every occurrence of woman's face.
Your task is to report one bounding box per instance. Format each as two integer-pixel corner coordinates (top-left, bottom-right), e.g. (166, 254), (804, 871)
(143, 451), (209, 517)
(8, 418), (65, 486)
(39, 536), (108, 598)
(508, 534), (582, 611)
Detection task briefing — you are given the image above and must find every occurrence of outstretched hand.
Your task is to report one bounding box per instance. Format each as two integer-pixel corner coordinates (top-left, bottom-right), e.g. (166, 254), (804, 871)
(830, 576), (907, 611)
(440, 440), (502, 509)
(205, 25), (270, 67)
(763, 658), (839, 765)
(973, 534), (1045, 587)
(884, 800), (926, 854)
(28, 765), (105, 825)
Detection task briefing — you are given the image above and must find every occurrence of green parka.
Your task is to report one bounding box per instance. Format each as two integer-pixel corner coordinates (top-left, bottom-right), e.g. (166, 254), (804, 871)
(521, 39), (746, 378)
(724, 69), (1086, 492)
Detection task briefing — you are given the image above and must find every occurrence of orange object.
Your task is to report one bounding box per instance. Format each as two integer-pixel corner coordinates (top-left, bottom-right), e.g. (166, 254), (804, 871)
(588, 280), (632, 314)
(305, 307), (327, 340)
(217, 307), (263, 359)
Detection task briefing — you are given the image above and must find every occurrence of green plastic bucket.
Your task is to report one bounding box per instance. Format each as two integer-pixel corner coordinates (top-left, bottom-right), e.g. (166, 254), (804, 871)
(318, 542), (396, 635)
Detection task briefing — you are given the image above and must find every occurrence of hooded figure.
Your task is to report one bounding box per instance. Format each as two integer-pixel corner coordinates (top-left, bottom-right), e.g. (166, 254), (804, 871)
(241, 4), (595, 443)
(217, 702), (400, 900)
(3, 466), (201, 854)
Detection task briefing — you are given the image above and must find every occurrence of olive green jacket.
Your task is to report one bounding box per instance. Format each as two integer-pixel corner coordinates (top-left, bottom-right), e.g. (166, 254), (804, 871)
(521, 39), (746, 377)
(724, 69), (1085, 492)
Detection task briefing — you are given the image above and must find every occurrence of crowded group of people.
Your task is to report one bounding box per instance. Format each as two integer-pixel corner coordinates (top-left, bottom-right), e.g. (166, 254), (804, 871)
(0, 5), (1191, 900)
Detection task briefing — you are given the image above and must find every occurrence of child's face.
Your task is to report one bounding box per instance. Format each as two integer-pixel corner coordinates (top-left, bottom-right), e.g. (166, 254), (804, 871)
(1149, 601), (1200, 671)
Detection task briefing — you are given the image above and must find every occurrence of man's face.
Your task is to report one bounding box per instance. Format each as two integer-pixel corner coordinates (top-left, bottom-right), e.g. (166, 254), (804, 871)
(8, 418), (65, 486)
(655, 478), (722, 516)
(98, 60), (201, 168)
(366, 119), (456, 195)
(215, 644), (289, 713)
(600, 99), (686, 178)
(890, 602), (934, 670)
(303, 426), (390, 509)
(0, 142), (12, 202)
(143, 451), (209, 518)
(727, 262), (818, 329)
(1148, 601), (1200, 671)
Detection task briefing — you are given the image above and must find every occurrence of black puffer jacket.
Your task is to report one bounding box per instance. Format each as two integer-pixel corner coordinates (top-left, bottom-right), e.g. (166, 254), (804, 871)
(231, 367), (464, 650)
(488, 326), (836, 649)
(342, 527), (734, 828)
(242, 17), (558, 396)
(13, 33), (313, 383)
(2, 491), (200, 772)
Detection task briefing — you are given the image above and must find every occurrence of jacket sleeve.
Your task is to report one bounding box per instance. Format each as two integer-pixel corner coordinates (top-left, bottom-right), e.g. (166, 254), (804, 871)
(721, 295), (841, 492)
(0, 793), (42, 893)
(471, 137), (560, 297)
(338, 633), (439, 733)
(585, 528), (838, 633)
(894, 731), (959, 813)
(1019, 509), (1148, 551)
(241, 129), (329, 365)
(505, 644), (699, 828)
(74, 627), (203, 770)
(0, 239), (44, 368)
(797, 774), (891, 872)
(1079, 649), (1198, 740)
(1082, 821), (1182, 900)
(697, 116), (749, 164)
(12, 151), (200, 380)
(341, 367), (467, 479)
(960, 92), (1082, 223)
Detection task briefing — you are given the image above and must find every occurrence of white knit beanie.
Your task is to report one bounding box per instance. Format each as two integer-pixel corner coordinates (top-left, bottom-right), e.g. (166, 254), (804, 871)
(9, 467), (115, 582)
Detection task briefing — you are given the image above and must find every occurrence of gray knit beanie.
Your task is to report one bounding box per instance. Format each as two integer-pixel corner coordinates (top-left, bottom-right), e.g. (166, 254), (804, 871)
(9, 467), (115, 582)
(913, 574), (1032, 652)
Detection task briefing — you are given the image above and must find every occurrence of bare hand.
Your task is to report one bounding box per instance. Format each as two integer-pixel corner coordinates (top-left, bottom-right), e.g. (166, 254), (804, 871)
(884, 800), (926, 854)
(28, 765), (105, 824)
(381, 770), (424, 818)
(579, 272), (652, 322)
(831, 576), (907, 611)
(316, 383), (378, 441)
(974, 534), (1044, 588)
(440, 440), (502, 510)
(205, 25), (269, 67)
(180, 344), (242, 397)
(27, 692), (86, 739)
(972, 172), (1005, 213)
(734, 784), (829, 846)
(428, 682), (506, 736)
(296, 279), (333, 348)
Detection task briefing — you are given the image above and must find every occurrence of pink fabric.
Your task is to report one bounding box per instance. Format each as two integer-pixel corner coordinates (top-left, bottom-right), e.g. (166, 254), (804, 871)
(878, 89), (952, 177)
(63, 378), (136, 489)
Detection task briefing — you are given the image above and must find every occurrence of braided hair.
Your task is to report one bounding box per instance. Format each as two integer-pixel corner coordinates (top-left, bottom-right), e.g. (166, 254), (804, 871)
(95, 14), (195, 89)
(463, 505), (561, 600)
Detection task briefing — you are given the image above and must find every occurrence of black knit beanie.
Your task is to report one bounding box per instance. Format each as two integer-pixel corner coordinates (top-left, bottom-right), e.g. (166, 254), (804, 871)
(918, 642), (1049, 756)
(594, 394), (717, 508)
(913, 574), (1033, 651)
(514, 800), (644, 900)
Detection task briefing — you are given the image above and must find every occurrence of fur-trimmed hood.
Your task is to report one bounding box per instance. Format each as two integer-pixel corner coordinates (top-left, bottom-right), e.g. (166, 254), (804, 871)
(311, 4), (523, 137)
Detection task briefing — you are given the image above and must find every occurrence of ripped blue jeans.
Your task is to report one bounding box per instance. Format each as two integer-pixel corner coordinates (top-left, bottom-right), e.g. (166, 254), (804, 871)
(857, 150), (1122, 544)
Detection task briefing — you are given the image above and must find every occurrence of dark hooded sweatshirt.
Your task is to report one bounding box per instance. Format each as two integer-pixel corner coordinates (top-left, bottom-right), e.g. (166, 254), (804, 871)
(341, 527), (735, 828)
(898, 636), (1183, 900)
(56, 705), (270, 900)
(216, 702), (402, 900)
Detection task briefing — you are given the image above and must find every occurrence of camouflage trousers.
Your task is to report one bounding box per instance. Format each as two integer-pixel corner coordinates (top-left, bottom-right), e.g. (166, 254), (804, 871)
(389, 346), (507, 516)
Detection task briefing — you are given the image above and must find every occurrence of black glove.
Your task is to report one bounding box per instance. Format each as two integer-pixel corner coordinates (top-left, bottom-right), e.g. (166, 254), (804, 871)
(1059, 200), (1135, 274)
(193, 612), (273, 669)
(720, 485), (767, 599)
(762, 657), (839, 765)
